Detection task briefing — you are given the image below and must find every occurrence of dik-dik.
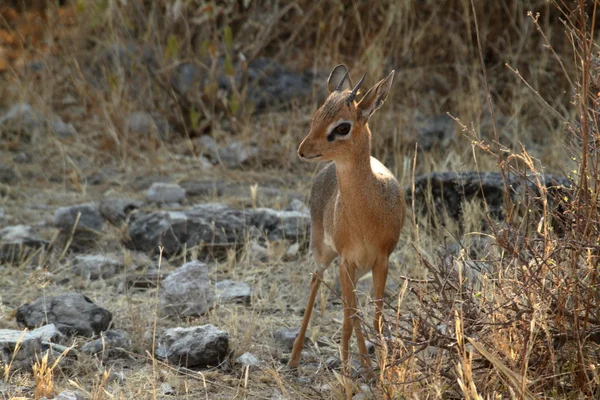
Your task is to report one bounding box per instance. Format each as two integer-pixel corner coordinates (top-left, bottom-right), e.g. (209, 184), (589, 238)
(290, 65), (406, 377)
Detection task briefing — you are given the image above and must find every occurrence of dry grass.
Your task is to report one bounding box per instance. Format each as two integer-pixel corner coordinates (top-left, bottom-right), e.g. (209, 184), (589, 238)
(0, 0), (598, 399)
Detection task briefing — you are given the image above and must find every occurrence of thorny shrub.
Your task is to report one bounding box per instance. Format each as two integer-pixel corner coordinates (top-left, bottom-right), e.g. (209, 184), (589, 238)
(376, 2), (600, 398)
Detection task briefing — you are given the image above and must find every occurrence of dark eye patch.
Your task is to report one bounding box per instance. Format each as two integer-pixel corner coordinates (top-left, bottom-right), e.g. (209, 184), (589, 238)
(326, 122), (352, 142)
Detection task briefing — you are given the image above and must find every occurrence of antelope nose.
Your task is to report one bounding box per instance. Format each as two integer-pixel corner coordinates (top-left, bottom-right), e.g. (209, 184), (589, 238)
(298, 150), (304, 158)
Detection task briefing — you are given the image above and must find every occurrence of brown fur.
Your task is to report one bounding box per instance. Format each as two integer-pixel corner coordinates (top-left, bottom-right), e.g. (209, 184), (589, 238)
(290, 65), (406, 378)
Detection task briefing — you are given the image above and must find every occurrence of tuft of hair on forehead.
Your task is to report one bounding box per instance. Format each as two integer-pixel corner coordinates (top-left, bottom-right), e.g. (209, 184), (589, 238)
(317, 91), (352, 122)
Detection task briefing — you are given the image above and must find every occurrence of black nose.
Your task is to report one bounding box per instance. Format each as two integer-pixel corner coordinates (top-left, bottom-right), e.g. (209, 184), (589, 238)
(298, 152), (304, 158)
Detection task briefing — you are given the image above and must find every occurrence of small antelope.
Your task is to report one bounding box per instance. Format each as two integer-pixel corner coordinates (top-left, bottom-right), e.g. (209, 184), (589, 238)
(290, 65), (406, 376)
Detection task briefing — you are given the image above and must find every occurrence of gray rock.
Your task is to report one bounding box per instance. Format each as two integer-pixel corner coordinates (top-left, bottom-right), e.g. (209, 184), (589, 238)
(125, 112), (170, 139)
(365, 339), (376, 355)
(130, 175), (170, 191)
(246, 241), (268, 262)
(147, 182), (186, 204)
(54, 203), (104, 251)
(161, 383), (175, 395)
(85, 167), (117, 185)
(171, 62), (203, 95)
(108, 371), (125, 384)
(409, 171), (570, 221)
(249, 208), (311, 242)
(16, 293), (113, 336)
(414, 114), (455, 151)
(0, 225), (48, 262)
(12, 152), (32, 163)
(155, 324), (229, 368)
(99, 198), (142, 225)
(180, 180), (303, 203)
(72, 254), (124, 280)
(215, 280), (251, 305)
(194, 135), (219, 161)
(236, 352), (259, 367)
(30, 324), (63, 342)
(81, 330), (131, 358)
(51, 118), (77, 137)
(161, 261), (214, 317)
(0, 324), (65, 372)
(0, 225), (43, 245)
(0, 207), (6, 225)
(126, 204), (310, 256)
(0, 104), (76, 142)
(285, 199), (310, 215)
(0, 164), (17, 184)
(128, 211), (188, 255)
(218, 141), (260, 168)
(0, 103), (36, 124)
(243, 58), (315, 112)
(55, 390), (84, 400)
(0, 104), (42, 140)
(179, 180), (226, 197)
(286, 243), (300, 258)
(274, 327), (305, 350)
(0, 329), (44, 371)
(170, 58), (315, 113)
(325, 356), (340, 369)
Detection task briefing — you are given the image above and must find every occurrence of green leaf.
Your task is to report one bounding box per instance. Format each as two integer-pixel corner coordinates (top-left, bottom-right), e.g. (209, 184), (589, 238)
(189, 107), (201, 131)
(229, 94), (240, 115)
(203, 82), (218, 98)
(223, 25), (233, 52)
(199, 40), (210, 59)
(107, 72), (118, 93)
(166, 34), (179, 60)
(76, 0), (86, 12)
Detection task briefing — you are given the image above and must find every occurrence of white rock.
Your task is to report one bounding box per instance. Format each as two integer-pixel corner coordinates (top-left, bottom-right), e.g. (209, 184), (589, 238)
(55, 390), (84, 400)
(160, 261), (214, 317)
(246, 241), (268, 262)
(285, 199), (310, 215)
(147, 183), (186, 203)
(72, 254), (123, 280)
(236, 352), (259, 366)
(215, 280), (251, 304)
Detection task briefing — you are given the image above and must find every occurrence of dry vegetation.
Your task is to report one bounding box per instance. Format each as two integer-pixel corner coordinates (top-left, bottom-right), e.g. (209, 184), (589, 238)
(1, 0), (600, 399)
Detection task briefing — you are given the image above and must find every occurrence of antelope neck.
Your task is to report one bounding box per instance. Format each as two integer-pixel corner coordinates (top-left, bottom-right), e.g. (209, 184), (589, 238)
(334, 127), (374, 201)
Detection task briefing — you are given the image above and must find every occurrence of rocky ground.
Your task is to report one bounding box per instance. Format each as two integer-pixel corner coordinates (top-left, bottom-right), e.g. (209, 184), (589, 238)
(0, 5), (575, 398)
(0, 101), (569, 398)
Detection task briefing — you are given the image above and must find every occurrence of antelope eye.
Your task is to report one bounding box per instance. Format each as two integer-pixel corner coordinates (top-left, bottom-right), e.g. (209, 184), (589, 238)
(335, 123), (351, 136)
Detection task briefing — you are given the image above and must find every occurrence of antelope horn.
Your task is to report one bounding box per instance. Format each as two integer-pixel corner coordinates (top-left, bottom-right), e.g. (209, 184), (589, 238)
(335, 70), (349, 92)
(346, 72), (366, 105)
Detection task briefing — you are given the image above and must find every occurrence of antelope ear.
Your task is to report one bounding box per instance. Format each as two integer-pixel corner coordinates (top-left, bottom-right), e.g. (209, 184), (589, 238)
(327, 64), (353, 93)
(356, 70), (394, 120)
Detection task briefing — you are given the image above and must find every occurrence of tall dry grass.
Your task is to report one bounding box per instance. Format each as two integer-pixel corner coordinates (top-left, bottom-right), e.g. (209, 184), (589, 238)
(371, 1), (600, 398)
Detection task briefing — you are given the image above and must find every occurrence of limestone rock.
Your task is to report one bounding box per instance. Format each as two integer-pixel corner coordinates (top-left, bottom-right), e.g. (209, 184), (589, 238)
(147, 182), (186, 204)
(72, 254), (124, 280)
(160, 261), (213, 317)
(215, 280), (251, 305)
